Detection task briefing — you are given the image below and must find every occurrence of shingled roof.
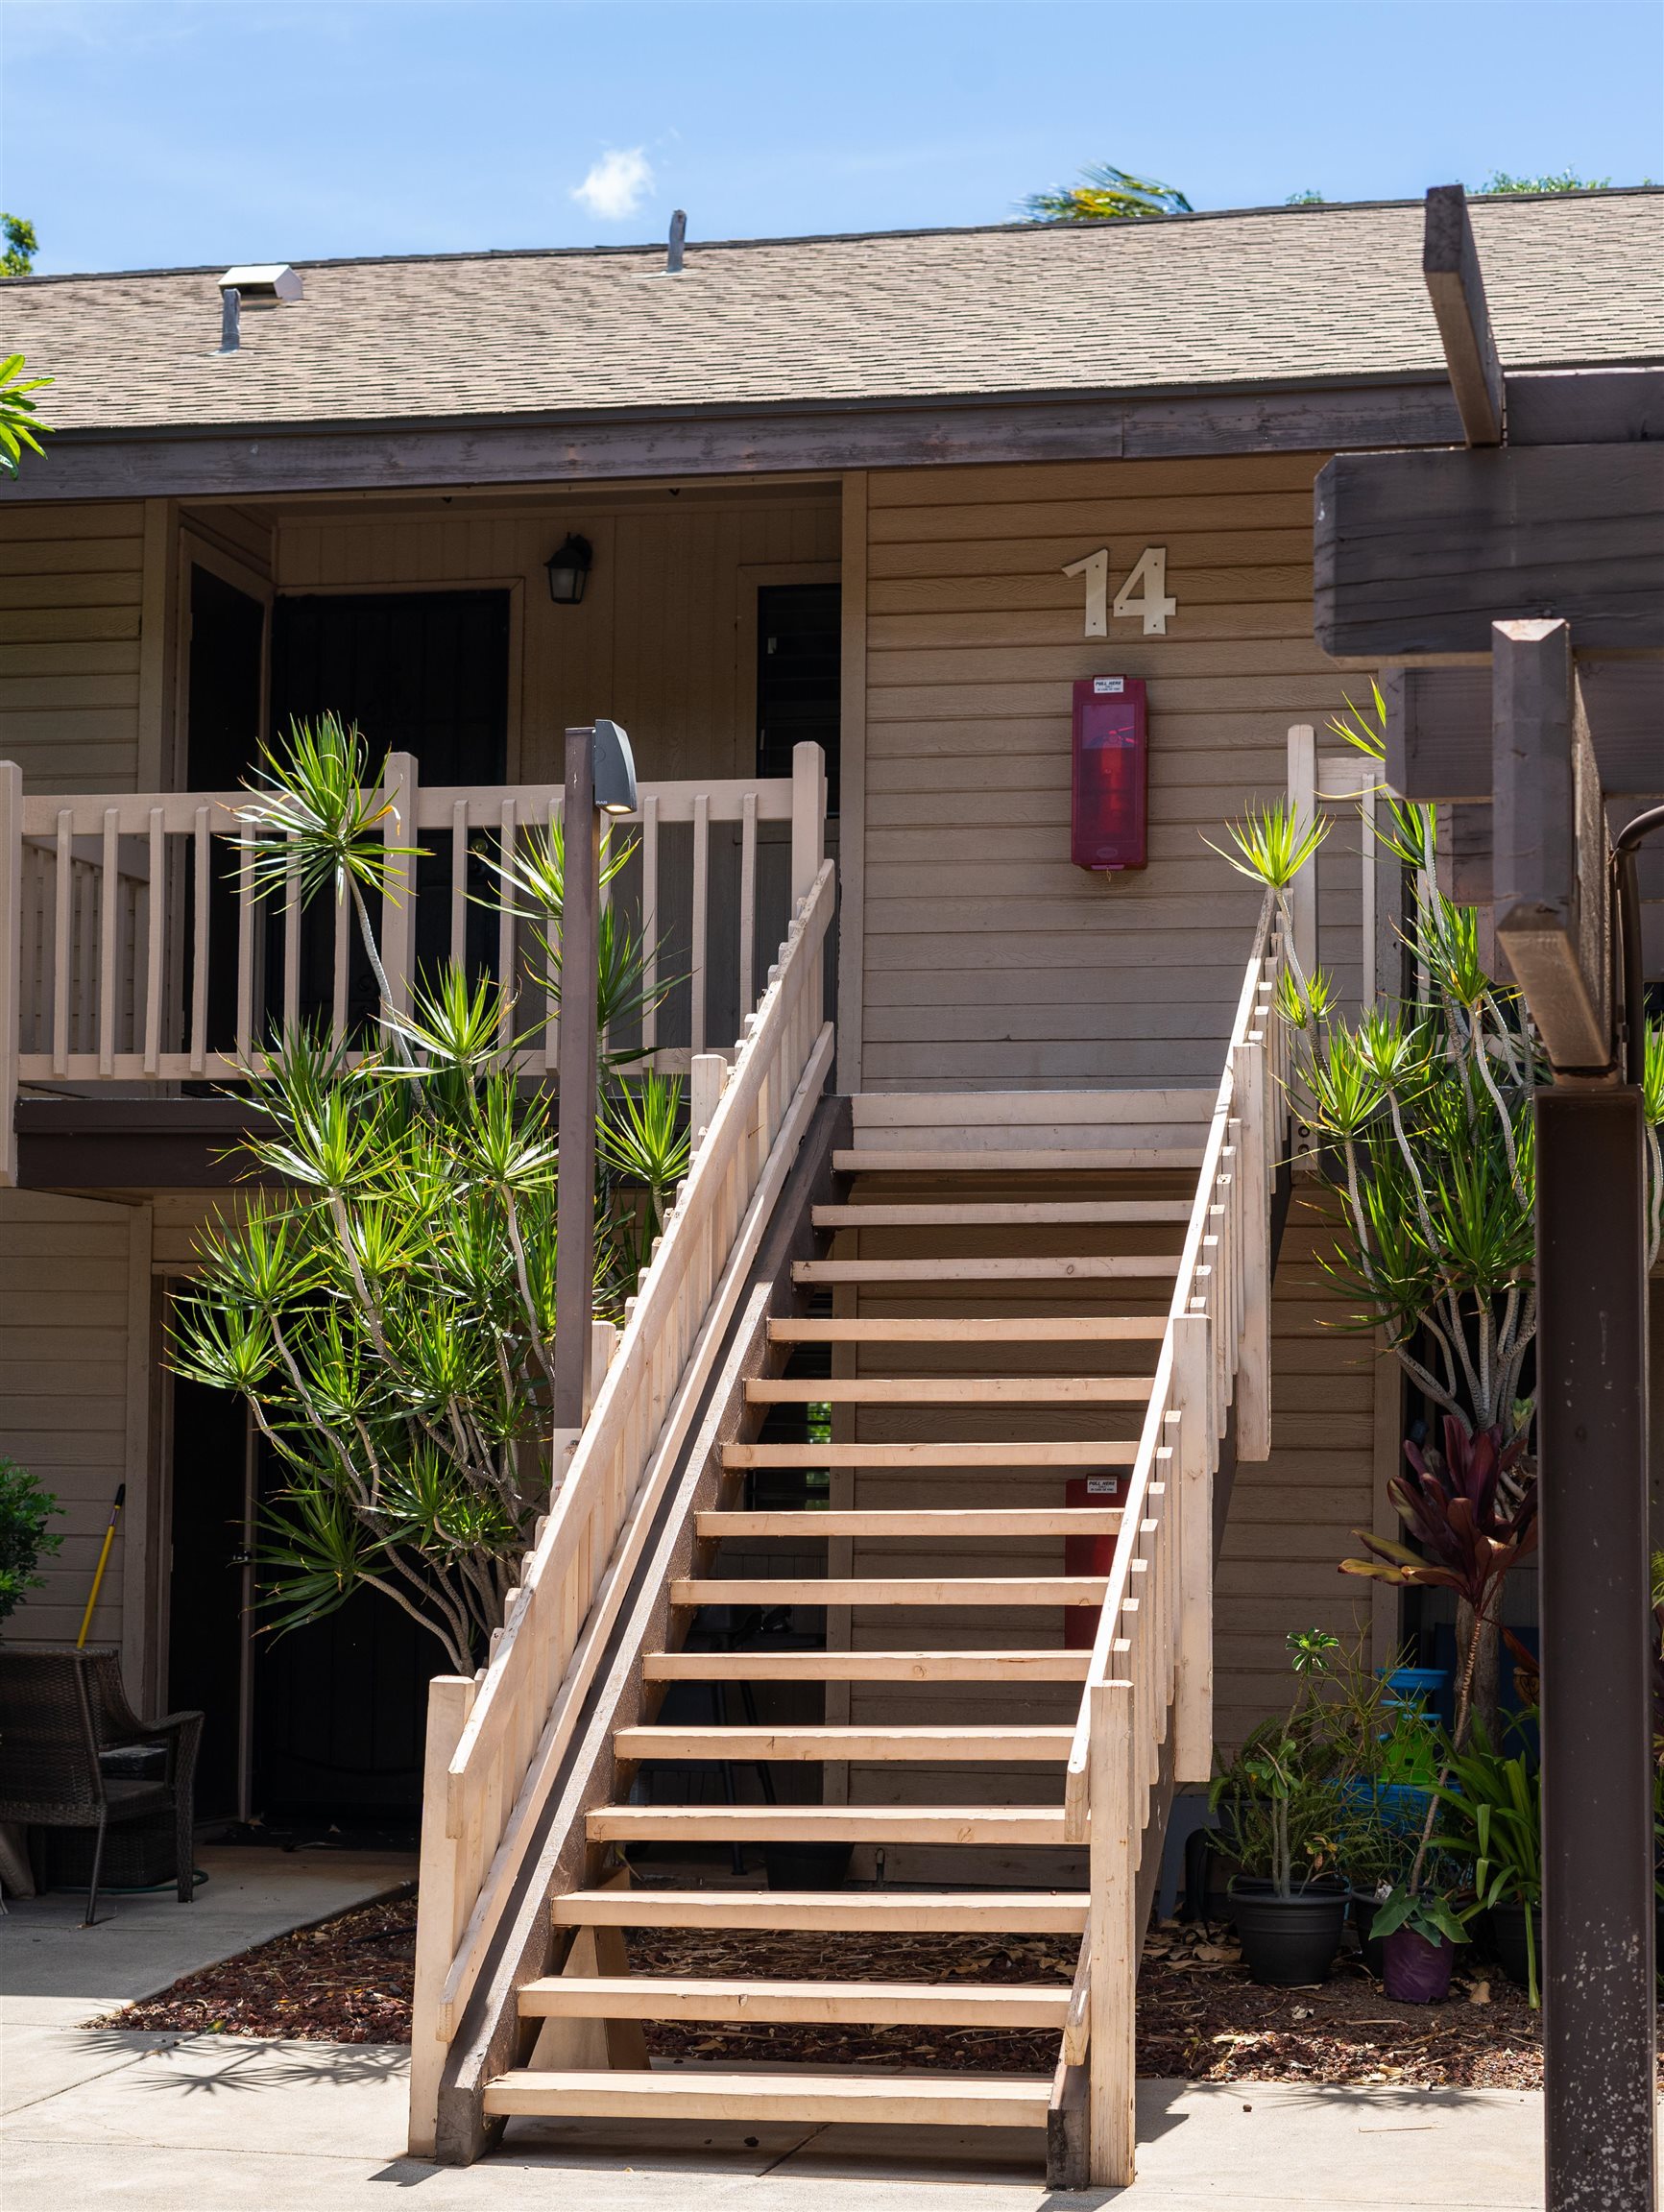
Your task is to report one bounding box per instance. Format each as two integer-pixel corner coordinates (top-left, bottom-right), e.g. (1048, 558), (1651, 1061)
(10, 192), (1662, 434)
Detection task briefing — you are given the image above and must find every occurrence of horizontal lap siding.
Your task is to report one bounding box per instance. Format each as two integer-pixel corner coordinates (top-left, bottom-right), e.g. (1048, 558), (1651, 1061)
(0, 502), (146, 789)
(0, 1190), (146, 1656)
(861, 454), (1351, 1092)
(1213, 1192), (1377, 1751)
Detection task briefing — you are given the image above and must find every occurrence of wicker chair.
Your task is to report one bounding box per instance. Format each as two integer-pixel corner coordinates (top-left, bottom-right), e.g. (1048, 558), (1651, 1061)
(0, 1643), (202, 1926)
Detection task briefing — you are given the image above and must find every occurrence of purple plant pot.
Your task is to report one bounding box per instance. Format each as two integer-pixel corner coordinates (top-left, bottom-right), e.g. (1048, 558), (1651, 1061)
(1383, 1925), (1456, 2004)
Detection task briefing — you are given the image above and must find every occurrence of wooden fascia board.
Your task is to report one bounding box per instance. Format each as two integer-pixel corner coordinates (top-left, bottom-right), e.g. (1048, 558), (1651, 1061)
(0, 378), (1464, 504)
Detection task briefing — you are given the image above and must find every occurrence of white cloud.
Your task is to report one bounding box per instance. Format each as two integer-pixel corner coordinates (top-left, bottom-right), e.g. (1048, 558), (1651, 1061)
(570, 149), (654, 223)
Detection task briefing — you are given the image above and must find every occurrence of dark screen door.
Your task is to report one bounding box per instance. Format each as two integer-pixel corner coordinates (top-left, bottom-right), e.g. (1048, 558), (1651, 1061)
(757, 583), (840, 814)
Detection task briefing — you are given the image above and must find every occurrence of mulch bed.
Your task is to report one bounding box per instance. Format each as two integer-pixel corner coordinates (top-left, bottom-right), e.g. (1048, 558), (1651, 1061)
(102, 1888), (1560, 2085)
(107, 1890), (418, 2044)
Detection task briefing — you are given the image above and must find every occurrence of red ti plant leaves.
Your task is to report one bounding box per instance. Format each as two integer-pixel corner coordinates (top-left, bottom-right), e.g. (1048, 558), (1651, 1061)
(1340, 1415), (1535, 1620)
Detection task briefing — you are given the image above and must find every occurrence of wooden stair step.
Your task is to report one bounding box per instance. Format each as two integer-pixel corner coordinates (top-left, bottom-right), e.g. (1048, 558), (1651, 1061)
(768, 1314), (1167, 1343)
(588, 1804), (1070, 1844)
(482, 2067), (1053, 2128)
(641, 1648), (1091, 1683)
(672, 1576), (1108, 1607)
(812, 1200), (1192, 1228)
(550, 1888), (1091, 1934)
(833, 1146), (1201, 1175)
(746, 1375), (1149, 1405)
(615, 1724), (1074, 1762)
(722, 1440), (1137, 1469)
(517, 1975), (1071, 2027)
(696, 1507), (1121, 1539)
(794, 1256), (1182, 1285)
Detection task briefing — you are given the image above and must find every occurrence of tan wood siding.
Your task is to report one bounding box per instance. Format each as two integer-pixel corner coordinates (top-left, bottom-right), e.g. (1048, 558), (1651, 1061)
(0, 501), (147, 789)
(0, 1190), (152, 1681)
(1212, 1190), (1376, 1750)
(860, 454), (1353, 1091)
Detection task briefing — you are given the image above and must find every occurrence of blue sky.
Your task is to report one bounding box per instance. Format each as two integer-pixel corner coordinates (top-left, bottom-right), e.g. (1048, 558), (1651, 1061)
(3, 1), (1660, 276)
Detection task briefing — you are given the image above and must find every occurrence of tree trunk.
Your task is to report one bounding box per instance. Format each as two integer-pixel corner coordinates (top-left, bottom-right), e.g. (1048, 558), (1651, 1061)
(1457, 1598), (1499, 1747)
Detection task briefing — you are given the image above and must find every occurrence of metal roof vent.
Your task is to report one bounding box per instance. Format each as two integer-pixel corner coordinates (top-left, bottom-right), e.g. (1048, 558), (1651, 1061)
(665, 211), (686, 275)
(217, 264), (303, 303)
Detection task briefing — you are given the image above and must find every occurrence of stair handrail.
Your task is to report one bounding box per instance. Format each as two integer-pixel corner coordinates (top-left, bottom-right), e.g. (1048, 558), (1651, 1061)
(408, 854), (834, 2128)
(1067, 886), (1290, 2185)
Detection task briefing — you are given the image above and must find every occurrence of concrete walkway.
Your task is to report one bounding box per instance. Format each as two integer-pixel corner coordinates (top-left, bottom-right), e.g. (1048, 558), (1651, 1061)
(3, 2030), (1555, 2211)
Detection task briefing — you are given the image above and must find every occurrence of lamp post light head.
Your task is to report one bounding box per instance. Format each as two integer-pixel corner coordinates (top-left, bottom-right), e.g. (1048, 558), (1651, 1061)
(592, 719), (638, 815)
(544, 533), (593, 605)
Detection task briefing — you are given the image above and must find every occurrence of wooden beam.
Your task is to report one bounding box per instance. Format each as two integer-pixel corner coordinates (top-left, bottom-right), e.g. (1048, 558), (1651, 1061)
(1422, 184), (1504, 446)
(1384, 658), (1664, 803)
(640, 1647), (1091, 1683)
(482, 2068), (1053, 2128)
(550, 1888), (1090, 1933)
(1492, 619), (1612, 1072)
(1314, 445), (1664, 660)
(1, 380), (1465, 507)
(1507, 368), (1664, 447)
(516, 1976), (1072, 2027)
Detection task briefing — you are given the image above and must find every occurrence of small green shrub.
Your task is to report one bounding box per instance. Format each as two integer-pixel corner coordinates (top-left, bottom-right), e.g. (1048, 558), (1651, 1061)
(0, 1457), (62, 1623)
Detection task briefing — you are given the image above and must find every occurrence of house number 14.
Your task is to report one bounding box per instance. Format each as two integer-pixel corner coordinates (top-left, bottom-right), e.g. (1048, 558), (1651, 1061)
(1062, 546), (1176, 637)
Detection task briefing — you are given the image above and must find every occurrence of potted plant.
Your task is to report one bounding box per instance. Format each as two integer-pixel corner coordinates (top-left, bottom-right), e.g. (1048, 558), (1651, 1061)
(1210, 1632), (1348, 1986)
(0, 1456), (60, 1627)
(1431, 1721), (1542, 2005)
(1369, 1883), (1474, 2003)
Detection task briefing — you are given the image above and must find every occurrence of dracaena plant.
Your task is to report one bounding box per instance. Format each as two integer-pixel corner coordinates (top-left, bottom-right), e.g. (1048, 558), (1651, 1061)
(170, 718), (688, 1671)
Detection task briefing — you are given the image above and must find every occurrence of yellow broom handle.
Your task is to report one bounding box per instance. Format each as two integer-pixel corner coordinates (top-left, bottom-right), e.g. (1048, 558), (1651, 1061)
(77, 1482), (125, 1648)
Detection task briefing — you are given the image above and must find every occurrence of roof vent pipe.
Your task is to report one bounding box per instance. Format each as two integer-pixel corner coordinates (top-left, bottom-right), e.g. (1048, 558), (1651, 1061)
(219, 287), (241, 354)
(666, 209), (687, 275)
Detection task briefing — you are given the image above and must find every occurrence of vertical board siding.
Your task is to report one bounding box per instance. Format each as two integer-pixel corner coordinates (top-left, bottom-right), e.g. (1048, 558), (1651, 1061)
(0, 1190), (146, 1649)
(275, 492), (841, 786)
(1212, 1190), (1376, 1751)
(0, 501), (146, 790)
(861, 455), (1355, 1092)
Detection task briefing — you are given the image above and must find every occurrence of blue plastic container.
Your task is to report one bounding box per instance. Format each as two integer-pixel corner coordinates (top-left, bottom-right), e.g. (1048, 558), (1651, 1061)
(1383, 1666), (1448, 1708)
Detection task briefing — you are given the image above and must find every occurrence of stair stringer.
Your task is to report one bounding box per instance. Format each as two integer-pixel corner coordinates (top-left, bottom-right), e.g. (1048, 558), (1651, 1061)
(432, 1095), (849, 2165)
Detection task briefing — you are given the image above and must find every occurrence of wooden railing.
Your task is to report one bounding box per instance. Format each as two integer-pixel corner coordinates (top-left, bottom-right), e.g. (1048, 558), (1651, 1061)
(1064, 886), (1290, 2186)
(0, 745), (824, 1172)
(407, 851), (835, 2152)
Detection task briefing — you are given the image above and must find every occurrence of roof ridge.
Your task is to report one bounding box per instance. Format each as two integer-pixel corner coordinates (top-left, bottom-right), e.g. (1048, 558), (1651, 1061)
(12, 186), (1661, 288)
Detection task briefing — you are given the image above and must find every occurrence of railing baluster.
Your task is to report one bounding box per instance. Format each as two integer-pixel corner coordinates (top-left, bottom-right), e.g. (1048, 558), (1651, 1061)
(450, 797), (468, 972)
(331, 879), (350, 1048)
(639, 791), (658, 1060)
(235, 839), (255, 1068)
(497, 796), (516, 1059)
(190, 806), (209, 1075)
(690, 790), (709, 1057)
(51, 808), (71, 1077)
(143, 806), (164, 1074)
(738, 788), (757, 1020)
(0, 763), (20, 1187)
(282, 829), (301, 1041)
(543, 792), (560, 1077)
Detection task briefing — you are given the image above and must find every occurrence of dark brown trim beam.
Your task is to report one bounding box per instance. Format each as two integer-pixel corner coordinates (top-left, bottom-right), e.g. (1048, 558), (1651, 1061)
(1384, 656), (1664, 801)
(1507, 367), (1664, 446)
(1422, 184), (1505, 446)
(1314, 444), (1664, 659)
(0, 380), (1466, 505)
(15, 1096), (277, 1188)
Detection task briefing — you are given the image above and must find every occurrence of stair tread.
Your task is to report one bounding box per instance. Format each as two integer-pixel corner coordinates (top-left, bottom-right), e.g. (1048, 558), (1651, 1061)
(812, 1201), (1191, 1226)
(696, 1508), (1121, 1537)
(671, 1576), (1108, 1605)
(745, 1376), (1149, 1403)
(833, 1147), (1202, 1173)
(517, 1975), (1071, 2024)
(588, 1806), (1070, 1842)
(722, 1441), (1138, 1468)
(482, 2066), (1054, 2125)
(550, 1889), (1090, 1931)
(795, 1256), (1182, 1283)
(768, 1315), (1167, 1342)
(641, 1649), (1091, 1680)
(615, 1724), (1073, 1760)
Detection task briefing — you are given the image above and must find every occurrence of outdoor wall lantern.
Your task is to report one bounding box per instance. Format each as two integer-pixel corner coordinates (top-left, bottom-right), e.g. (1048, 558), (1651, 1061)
(544, 533), (593, 604)
(591, 718), (638, 816)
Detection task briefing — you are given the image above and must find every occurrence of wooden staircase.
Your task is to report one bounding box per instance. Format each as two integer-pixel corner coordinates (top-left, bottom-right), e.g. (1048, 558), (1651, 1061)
(478, 1155), (1188, 2143)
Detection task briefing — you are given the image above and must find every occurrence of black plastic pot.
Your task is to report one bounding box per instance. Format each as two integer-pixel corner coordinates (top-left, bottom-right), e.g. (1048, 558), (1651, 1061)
(1487, 1900), (1542, 1993)
(762, 1841), (853, 1890)
(1228, 1876), (1347, 1987)
(1350, 1889), (1386, 1979)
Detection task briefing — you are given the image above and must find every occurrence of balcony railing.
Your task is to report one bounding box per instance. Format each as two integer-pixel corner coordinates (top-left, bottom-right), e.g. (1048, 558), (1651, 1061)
(0, 743), (828, 1179)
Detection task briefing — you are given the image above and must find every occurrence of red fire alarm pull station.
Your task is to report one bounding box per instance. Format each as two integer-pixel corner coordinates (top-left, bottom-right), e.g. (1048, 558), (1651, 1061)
(1071, 674), (1147, 872)
(1064, 1471), (1125, 1649)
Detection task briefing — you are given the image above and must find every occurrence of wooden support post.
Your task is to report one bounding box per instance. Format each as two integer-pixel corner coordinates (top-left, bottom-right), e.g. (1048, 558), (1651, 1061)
(1422, 184), (1504, 446)
(790, 740), (825, 912)
(1087, 1676), (1137, 2186)
(408, 1674), (479, 2157)
(0, 761), (20, 1188)
(1491, 620), (1611, 1073)
(1536, 1089), (1655, 2209)
(1170, 1312), (1215, 1783)
(553, 726), (600, 1436)
(1287, 725), (1316, 983)
(380, 751), (420, 1021)
(689, 1052), (726, 1150)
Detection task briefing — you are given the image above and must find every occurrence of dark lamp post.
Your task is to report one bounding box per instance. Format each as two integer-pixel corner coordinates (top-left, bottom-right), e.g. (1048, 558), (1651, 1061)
(544, 534), (593, 605)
